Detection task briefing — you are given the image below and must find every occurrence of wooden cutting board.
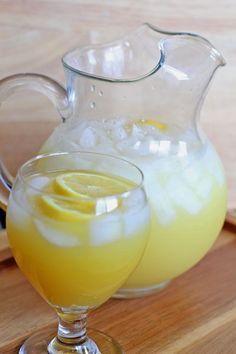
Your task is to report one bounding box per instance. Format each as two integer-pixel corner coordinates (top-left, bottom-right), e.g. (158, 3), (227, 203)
(0, 229), (11, 262)
(0, 225), (236, 353)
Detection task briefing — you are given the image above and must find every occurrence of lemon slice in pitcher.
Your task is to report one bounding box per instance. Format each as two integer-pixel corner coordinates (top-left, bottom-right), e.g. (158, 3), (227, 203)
(137, 119), (167, 131)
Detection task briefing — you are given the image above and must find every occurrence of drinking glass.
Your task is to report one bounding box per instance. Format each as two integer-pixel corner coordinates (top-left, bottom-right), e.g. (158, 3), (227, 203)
(6, 151), (149, 353)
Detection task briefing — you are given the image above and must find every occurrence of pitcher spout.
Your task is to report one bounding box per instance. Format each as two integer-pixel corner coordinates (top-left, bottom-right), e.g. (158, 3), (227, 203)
(146, 22), (226, 68)
(209, 45), (226, 68)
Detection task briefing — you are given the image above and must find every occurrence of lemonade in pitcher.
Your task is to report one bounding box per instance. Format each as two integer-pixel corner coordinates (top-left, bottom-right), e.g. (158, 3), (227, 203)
(40, 117), (227, 296)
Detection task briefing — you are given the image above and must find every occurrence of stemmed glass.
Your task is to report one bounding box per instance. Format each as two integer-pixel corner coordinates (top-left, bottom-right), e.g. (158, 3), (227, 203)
(6, 151), (149, 353)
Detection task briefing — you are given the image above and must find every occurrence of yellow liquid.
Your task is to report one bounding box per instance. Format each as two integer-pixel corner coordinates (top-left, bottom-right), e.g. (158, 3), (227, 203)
(7, 171), (149, 307)
(123, 145), (227, 288)
(124, 184), (226, 288)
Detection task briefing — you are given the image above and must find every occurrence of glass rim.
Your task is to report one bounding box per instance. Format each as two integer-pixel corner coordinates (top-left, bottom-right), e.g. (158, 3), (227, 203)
(17, 151), (145, 202)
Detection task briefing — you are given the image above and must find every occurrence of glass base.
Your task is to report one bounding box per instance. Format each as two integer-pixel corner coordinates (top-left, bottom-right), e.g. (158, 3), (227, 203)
(114, 280), (171, 299)
(19, 326), (124, 354)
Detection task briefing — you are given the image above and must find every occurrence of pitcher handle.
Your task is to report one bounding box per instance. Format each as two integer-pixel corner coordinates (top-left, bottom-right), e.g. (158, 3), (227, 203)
(0, 73), (71, 211)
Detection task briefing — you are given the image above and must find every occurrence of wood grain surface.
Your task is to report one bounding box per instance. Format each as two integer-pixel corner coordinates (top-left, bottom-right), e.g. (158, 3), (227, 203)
(0, 226), (236, 354)
(0, 230), (11, 262)
(1, 2), (236, 353)
(0, 0), (236, 205)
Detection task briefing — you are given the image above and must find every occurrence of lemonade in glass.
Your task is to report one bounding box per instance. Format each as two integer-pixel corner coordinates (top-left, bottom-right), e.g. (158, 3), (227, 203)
(6, 151), (149, 353)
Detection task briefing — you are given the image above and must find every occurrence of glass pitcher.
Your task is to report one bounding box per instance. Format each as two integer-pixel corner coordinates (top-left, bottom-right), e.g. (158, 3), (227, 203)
(0, 23), (227, 298)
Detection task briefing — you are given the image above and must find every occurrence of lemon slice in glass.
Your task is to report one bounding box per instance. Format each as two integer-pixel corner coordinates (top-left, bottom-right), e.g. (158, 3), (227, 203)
(54, 171), (133, 198)
(38, 194), (92, 222)
(38, 171), (134, 220)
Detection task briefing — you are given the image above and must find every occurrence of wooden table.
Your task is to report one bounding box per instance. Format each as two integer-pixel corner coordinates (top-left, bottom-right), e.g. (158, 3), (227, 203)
(1, 1), (236, 353)
(1, 224), (236, 354)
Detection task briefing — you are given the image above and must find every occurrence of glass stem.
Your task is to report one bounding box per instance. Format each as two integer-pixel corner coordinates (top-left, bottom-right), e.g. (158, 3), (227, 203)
(57, 309), (88, 345)
(47, 308), (101, 353)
